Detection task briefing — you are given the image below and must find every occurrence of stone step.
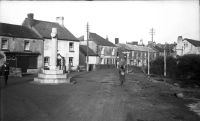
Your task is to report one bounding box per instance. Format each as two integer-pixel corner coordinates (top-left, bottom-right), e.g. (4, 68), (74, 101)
(38, 73), (67, 79)
(34, 77), (70, 84)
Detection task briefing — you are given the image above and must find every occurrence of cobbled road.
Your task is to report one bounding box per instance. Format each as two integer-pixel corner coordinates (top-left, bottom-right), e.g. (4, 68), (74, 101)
(1, 69), (200, 121)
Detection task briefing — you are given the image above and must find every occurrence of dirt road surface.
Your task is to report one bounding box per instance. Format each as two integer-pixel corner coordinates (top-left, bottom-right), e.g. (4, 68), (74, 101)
(1, 69), (200, 121)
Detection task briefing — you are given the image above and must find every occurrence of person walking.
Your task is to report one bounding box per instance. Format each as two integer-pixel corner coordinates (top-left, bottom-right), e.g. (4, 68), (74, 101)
(119, 65), (126, 87)
(1, 62), (9, 86)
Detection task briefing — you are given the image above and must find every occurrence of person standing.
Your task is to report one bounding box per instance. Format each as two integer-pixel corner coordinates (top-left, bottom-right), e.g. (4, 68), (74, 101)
(1, 62), (9, 86)
(119, 65), (126, 87)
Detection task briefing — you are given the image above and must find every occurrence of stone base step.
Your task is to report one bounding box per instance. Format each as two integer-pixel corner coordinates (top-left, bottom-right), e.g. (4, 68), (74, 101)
(34, 77), (70, 84)
(38, 73), (67, 79)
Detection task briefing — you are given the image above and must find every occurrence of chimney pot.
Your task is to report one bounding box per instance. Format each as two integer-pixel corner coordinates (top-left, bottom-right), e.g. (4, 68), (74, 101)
(27, 13), (34, 19)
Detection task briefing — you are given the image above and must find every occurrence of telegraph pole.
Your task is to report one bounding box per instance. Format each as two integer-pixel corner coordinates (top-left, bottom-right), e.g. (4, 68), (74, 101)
(86, 22), (89, 72)
(149, 28), (155, 42)
(148, 48), (150, 75)
(164, 43), (167, 77)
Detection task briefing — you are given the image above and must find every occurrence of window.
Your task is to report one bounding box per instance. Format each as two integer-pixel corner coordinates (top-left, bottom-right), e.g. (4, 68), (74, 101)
(112, 48), (115, 55)
(69, 42), (74, 52)
(69, 57), (73, 66)
(101, 47), (104, 55)
(44, 57), (50, 66)
(24, 40), (30, 51)
(1, 38), (8, 50)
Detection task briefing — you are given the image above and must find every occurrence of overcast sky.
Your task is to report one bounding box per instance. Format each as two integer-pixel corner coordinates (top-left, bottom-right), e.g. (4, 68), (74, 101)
(0, 1), (199, 44)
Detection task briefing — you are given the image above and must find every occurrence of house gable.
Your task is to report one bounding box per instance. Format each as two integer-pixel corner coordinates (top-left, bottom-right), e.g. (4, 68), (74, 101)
(89, 32), (116, 47)
(184, 38), (200, 47)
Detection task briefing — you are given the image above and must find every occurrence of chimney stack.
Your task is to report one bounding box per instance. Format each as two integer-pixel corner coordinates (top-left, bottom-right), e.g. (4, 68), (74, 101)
(115, 38), (119, 44)
(177, 36), (183, 43)
(27, 13), (34, 19)
(56, 17), (64, 26)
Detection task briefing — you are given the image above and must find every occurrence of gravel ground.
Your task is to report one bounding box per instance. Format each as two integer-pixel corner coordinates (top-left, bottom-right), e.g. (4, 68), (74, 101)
(0, 69), (200, 121)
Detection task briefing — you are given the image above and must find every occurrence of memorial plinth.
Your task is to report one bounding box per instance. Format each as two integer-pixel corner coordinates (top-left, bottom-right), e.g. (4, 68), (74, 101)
(34, 69), (70, 84)
(34, 28), (70, 84)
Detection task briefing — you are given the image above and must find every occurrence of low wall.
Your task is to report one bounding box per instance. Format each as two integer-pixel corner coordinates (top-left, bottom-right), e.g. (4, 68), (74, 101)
(95, 64), (116, 70)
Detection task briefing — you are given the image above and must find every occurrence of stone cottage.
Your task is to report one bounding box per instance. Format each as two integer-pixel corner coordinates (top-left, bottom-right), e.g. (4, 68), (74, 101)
(0, 22), (43, 75)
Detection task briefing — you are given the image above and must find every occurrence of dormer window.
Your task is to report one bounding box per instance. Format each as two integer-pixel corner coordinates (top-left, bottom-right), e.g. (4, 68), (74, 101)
(24, 40), (30, 51)
(1, 38), (8, 50)
(69, 42), (74, 52)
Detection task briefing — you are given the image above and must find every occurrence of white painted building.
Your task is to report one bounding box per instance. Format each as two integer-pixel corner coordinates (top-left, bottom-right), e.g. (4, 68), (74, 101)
(176, 36), (200, 56)
(22, 13), (79, 71)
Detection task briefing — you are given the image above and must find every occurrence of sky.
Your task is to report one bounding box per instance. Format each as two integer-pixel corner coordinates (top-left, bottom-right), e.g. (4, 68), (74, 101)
(0, 0), (199, 44)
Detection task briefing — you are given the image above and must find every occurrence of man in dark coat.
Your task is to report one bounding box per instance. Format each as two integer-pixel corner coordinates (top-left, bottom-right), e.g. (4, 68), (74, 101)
(1, 62), (9, 85)
(119, 65), (126, 87)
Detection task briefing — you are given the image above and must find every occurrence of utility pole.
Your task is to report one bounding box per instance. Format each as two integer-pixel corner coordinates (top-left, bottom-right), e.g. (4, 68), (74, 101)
(86, 22), (89, 72)
(164, 43), (167, 77)
(149, 28), (155, 42)
(148, 48), (150, 75)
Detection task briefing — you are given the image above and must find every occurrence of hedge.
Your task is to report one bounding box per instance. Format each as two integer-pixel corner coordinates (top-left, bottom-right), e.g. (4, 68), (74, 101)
(148, 54), (200, 80)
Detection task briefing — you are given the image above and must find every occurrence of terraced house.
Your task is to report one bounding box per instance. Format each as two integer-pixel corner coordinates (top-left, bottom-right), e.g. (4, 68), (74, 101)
(116, 43), (157, 67)
(0, 23), (43, 74)
(22, 13), (79, 71)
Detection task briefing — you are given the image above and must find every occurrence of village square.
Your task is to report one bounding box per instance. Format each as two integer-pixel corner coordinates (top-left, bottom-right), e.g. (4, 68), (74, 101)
(0, 1), (200, 121)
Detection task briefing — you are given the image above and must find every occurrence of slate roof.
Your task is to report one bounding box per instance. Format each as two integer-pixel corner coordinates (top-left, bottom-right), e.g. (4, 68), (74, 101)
(184, 38), (200, 47)
(153, 45), (164, 52)
(22, 18), (79, 41)
(89, 32), (116, 47)
(80, 45), (97, 56)
(0, 23), (41, 39)
(116, 43), (156, 53)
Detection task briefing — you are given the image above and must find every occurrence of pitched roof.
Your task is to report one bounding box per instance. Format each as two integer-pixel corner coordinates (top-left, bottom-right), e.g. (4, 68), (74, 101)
(80, 45), (97, 56)
(0, 23), (41, 39)
(22, 18), (79, 41)
(184, 38), (200, 47)
(89, 32), (116, 47)
(78, 35), (84, 41)
(116, 43), (156, 53)
(153, 45), (164, 52)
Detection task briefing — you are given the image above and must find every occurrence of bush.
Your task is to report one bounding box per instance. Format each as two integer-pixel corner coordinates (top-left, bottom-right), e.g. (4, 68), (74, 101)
(148, 54), (200, 80)
(177, 54), (200, 80)
(149, 56), (177, 78)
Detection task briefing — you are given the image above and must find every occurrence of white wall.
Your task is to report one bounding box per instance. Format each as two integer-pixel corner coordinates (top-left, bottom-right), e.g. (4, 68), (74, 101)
(44, 39), (79, 70)
(183, 40), (200, 55)
(89, 56), (98, 64)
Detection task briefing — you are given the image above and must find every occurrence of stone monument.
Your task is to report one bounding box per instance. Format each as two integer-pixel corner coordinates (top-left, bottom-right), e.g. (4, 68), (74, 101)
(34, 28), (70, 84)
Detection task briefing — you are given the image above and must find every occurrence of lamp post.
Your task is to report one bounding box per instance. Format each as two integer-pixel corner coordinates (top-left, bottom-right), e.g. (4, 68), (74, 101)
(86, 22), (89, 72)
